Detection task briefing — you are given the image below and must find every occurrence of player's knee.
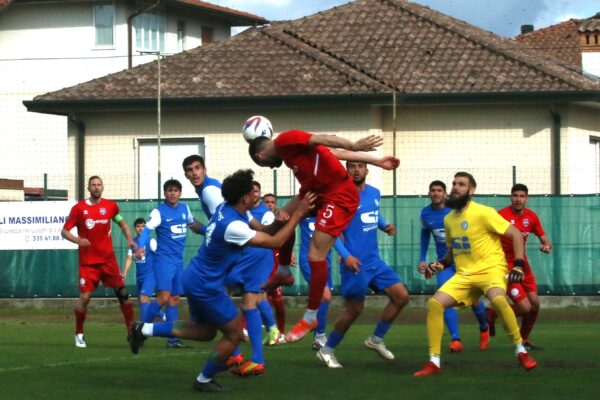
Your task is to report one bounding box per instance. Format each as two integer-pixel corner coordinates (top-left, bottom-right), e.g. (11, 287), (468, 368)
(427, 297), (444, 313)
(114, 286), (129, 304)
(389, 284), (409, 307)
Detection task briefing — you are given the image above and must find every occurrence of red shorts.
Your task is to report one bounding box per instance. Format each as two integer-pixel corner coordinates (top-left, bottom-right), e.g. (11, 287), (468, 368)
(79, 256), (124, 292)
(507, 260), (537, 303)
(312, 178), (359, 237)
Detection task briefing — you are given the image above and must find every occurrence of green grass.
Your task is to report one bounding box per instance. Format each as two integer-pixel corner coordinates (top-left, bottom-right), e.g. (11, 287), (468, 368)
(0, 307), (599, 399)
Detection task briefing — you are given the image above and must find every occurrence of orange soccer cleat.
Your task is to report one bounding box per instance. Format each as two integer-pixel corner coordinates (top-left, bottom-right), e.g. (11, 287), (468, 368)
(518, 352), (538, 371)
(226, 353), (244, 369)
(413, 361), (442, 377)
(449, 339), (463, 353)
(285, 319), (318, 342)
(480, 327), (490, 351)
(232, 361), (265, 377)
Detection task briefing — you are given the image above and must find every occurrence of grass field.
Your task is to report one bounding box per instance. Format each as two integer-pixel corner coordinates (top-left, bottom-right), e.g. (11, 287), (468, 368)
(0, 306), (599, 400)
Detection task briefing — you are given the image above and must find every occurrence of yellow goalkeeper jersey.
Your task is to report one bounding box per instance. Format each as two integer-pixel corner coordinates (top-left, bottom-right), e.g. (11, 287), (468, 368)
(444, 200), (510, 275)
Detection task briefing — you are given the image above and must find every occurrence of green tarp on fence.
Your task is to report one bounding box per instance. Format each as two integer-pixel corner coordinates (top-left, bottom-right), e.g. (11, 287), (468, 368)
(1, 195), (598, 297)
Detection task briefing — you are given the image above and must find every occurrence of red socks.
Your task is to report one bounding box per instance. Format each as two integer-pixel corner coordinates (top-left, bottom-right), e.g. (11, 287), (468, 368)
(307, 260), (328, 310)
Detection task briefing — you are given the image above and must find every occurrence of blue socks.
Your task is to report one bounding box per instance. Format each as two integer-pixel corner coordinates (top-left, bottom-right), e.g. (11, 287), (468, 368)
(165, 305), (179, 344)
(200, 357), (227, 380)
(373, 320), (392, 339)
(325, 330), (344, 349)
(257, 300), (276, 329)
(244, 308), (264, 364)
(472, 301), (488, 331)
(316, 301), (330, 336)
(444, 307), (461, 340)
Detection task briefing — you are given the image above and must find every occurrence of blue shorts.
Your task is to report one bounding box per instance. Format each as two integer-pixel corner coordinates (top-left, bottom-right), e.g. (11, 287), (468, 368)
(187, 291), (238, 327)
(153, 254), (184, 296)
(436, 264), (456, 288)
(340, 260), (401, 301)
(299, 261), (334, 290)
(136, 270), (156, 297)
(225, 247), (274, 293)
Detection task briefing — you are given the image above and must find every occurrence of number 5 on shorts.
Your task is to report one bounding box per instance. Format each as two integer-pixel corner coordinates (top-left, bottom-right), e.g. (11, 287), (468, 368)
(323, 204), (335, 219)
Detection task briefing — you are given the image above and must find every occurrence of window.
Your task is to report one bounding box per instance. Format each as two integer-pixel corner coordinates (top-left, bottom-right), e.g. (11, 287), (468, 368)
(137, 139), (205, 199)
(201, 26), (214, 45)
(94, 3), (115, 47)
(177, 21), (186, 52)
(135, 11), (166, 52)
(591, 136), (600, 192)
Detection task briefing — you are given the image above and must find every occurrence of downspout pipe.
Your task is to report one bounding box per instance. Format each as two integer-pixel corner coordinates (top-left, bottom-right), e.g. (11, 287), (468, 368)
(68, 114), (85, 200)
(549, 106), (561, 195)
(128, 2), (160, 69)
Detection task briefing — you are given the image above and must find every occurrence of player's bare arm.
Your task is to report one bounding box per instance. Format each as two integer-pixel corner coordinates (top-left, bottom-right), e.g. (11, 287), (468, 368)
(503, 224), (525, 261)
(539, 234), (552, 253)
(61, 228), (90, 248)
(330, 149), (400, 170)
(188, 218), (203, 234)
(308, 133), (383, 152)
(249, 192), (316, 248)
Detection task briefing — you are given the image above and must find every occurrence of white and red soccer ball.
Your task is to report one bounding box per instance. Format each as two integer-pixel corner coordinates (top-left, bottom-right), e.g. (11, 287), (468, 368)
(242, 115), (273, 143)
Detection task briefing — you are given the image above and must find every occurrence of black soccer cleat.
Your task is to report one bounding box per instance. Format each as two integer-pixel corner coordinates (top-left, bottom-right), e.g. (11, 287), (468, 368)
(523, 340), (543, 351)
(193, 379), (226, 392)
(129, 321), (146, 354)
(166, 339), (189, 349)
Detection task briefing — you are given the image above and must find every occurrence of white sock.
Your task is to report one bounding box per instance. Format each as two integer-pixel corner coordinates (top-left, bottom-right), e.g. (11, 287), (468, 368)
(196, 373), (211, 383)
(277, 264), (291, 276)
(370, 335), (383, 344)
(429, 355), (441, 368)
(515, 343), (526, 355)
(141, 323), (154, 337)
(303, 309), (318, 323)
(315, 333), (326, 338)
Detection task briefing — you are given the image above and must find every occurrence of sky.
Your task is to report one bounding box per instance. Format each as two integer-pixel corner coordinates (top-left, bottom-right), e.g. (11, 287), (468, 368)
(211, 0), (599, 38)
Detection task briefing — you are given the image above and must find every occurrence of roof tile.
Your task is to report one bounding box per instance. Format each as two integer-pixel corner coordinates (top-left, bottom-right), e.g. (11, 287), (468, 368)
(34, 0), (600, 102)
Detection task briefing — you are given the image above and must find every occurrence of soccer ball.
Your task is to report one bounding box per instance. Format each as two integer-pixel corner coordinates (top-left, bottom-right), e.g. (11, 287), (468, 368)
(242, 116), (273, 143)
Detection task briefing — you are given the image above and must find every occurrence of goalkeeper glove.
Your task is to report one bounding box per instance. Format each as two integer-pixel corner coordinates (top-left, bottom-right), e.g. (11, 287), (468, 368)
(508, 259), (525, 283)
(423, 262), (445, 279)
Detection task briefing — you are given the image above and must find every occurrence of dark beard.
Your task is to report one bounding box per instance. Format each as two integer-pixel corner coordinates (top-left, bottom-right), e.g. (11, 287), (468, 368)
(353, 176), (366, 185)
(446, 192), (471, 210)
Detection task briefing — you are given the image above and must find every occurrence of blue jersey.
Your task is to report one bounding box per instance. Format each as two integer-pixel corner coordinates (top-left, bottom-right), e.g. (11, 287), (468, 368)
(299, 217), (331, 267)
(184, 203), (256, 298)
(336, 184), (387, 269)
(195, 176), (223, 219)
(129, 236), (156, 276)
(419, 205), (451, 262)
(140, 202), (195, 258)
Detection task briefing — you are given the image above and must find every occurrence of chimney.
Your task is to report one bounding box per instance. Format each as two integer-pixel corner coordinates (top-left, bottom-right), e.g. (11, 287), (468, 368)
(521, 24), (534, 34)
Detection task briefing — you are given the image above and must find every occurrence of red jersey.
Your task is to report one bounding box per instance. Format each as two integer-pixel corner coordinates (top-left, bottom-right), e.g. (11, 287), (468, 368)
(274, 130), (350, 194)
(498, 206), (545, 262)
(63, 198), (120, 265)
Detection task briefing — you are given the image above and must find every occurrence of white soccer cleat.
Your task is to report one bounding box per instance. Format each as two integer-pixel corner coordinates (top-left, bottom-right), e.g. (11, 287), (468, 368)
(364, 337), (394, 360)
(316, 348), (343, 368)
(312, 334), (327, 350)
(74, 333), (87, 348)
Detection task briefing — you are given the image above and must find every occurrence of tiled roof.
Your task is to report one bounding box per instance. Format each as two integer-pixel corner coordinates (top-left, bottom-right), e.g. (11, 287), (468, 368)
(516, 12), (600, 71)
(33, 0), (600, 102)
(0, 0), (266, 23)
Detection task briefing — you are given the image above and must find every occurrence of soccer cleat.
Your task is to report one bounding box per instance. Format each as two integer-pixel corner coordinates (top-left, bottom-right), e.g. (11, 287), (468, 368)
(312, 334), (327, 351)
(449, 339), (463, 353)
(364, 337), (395, 360)
(226, 353), (244, 369)
(316, 348), (343, 368)
(518, 352), (538, 371)
(486, 307), (496, 337)
(74, 333), (87, 348)
(231, 361), (265, 377)
(193, 379), (225, 392)
(480, 327), (490, 351)
(413, 361), (442, 377)
(266, 326), (281, 346)
(128, 321), (146, 354)
(166, 339), (188, 349)
(285, 319), (318, 342)
(523, 340), (543, 351)
(261, 273), (295, 292)
(278, 333), (287, 344)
